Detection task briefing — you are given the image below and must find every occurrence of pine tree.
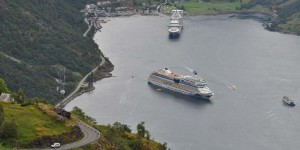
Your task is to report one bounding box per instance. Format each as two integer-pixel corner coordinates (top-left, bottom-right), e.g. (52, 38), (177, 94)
(0, 119), (17, 139)
(14, 88), (26, 104)
(137, 121), (146, 138)
(0, 104), (3, 125)
(0, 78), (10, 94)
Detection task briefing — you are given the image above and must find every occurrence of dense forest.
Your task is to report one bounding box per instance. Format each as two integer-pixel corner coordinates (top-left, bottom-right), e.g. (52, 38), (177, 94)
(0, 0), (104, 103)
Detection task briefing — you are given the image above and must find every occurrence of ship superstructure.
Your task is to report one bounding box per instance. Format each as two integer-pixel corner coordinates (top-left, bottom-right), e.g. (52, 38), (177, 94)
(148, 68), (214, 99)
(168, 10), (183, 36)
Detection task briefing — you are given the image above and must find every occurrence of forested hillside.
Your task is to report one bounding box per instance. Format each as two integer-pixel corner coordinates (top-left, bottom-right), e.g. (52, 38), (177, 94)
(0, 0), (103, 102)
(241, 0), (300, 34)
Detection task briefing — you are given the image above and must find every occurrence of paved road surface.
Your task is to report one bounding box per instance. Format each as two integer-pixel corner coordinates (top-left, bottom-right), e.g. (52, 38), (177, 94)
(48, 23), (105, 149)
(27, 20), (103, 150)
(49, 56), (104, 148)
(39, 120), (100, 150)
(48, 46), (105, 150)
(83, 25), (92, 37)
(83, 18), (92, 37)
(55, 56), (105, 108)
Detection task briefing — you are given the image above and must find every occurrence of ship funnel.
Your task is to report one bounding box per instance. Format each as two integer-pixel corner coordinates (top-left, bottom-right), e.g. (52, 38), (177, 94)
(193, 71), (198, 75)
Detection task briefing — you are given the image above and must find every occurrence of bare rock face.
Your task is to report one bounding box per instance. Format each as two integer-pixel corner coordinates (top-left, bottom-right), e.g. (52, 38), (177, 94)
(54, 108), (71, 119)
(55, 115), (66, 122)
(0, 1), (9, 12)
(26, 125), (83, 148)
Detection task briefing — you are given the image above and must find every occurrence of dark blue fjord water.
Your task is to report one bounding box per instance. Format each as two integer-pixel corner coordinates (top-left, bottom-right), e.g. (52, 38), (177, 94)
(66, 15), (300, 150)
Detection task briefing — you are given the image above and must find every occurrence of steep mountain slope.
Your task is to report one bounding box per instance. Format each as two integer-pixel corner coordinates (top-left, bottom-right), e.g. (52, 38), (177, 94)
(0, 0), (102, 102)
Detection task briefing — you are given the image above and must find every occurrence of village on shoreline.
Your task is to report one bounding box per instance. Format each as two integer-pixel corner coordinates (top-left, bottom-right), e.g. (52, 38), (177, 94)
(81, 0), (300, 36)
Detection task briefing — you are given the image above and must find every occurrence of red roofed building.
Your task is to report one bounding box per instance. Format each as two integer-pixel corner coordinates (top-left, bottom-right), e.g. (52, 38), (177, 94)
(128, 6), (136, 10)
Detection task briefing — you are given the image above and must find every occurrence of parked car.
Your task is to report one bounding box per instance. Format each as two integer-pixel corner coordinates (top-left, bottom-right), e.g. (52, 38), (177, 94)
(51, 143), (60, 148)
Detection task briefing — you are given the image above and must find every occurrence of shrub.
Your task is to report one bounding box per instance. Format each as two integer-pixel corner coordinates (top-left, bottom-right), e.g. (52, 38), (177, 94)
(0, 119), (17, 139)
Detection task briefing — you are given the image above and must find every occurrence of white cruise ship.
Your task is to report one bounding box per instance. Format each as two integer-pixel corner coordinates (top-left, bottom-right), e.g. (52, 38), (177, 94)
(148, 68), (214, 99)
(169, 19), (183, 36)
(168, 10), (183, 36)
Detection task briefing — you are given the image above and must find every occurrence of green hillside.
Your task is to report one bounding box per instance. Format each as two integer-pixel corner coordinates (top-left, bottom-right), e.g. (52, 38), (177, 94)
(0, 102), (77, 149)
(0, 101), (168, 149)
(95, 125), (167, 150)
(72, 125), (168, 150)
(177, 1), (241, 15)
(240, 0), (300, 34)
(71, 107), (168, 150)
(1, 79), (166, 149)
(166, 0), (300, 34)
(0, 0), (104, 103)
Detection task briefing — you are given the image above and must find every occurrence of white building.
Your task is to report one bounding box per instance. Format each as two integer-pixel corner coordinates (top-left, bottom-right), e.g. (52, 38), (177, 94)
(86, 4), (98, 10)
(0, 93), (13, 102)
(97, 1), (112, 7)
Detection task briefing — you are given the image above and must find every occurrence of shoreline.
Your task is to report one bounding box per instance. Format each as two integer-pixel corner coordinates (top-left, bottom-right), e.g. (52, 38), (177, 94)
(159, 2), (298, 36)
(61, 71), (113, 107)
(191, 12), (299, 36)
(61, 10), (297, 108)
(56, 54), (114, 108)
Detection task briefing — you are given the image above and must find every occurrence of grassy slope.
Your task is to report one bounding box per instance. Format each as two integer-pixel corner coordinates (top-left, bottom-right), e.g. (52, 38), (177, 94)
(0, 102), (75, 147)
(249, 4), (270, 12)
(72, 125), (165, 150)
(178, 1), (241, 15)
(173, 0), (300, 34)
(71, 115), (166, 150)
(96, 125), (165, 150)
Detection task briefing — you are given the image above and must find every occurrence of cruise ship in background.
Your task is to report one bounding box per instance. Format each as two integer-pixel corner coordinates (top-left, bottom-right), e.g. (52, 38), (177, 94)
(168, 10), (183, 36)
(148, 68), (214, 99)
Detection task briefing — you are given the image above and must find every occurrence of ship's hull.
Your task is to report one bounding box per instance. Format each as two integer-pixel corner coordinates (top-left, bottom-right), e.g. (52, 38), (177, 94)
(168, 28), (182, 38)
(148, 77), (212, 99)
(168, 19), (183, 37)
(282, 96), (295, 106)
(169, 30), (181, 36)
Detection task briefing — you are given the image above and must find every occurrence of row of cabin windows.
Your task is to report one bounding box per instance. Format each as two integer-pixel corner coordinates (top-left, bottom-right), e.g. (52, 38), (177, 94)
(153, 73), (201, 88)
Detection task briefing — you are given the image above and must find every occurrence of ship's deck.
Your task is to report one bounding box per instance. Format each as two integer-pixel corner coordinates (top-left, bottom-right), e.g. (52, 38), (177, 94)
(154, 69), (183, 79)
(153, 69), (207, 86)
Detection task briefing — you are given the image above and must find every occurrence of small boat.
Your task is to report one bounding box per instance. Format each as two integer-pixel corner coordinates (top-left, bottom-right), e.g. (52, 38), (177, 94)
(282, 96), (295, 106)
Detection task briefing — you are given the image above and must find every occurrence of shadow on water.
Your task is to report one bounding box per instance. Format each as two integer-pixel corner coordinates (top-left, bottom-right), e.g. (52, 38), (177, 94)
(282, 101), (296, 108)
(168, 34), (180, 41)
(147, 83), (212, 106)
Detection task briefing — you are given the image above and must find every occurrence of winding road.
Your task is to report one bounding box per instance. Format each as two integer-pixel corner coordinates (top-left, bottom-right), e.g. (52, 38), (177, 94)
(49, 55), (105, 150)
(55, 56), (106, 108)
(50, 42), (106, 149)
(41, 120), (100, 150)
(83, 25), (92, 37)
(44, 16), (107, 149)
(83, 18), (92, 37)
(26, 17), (105, 150)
